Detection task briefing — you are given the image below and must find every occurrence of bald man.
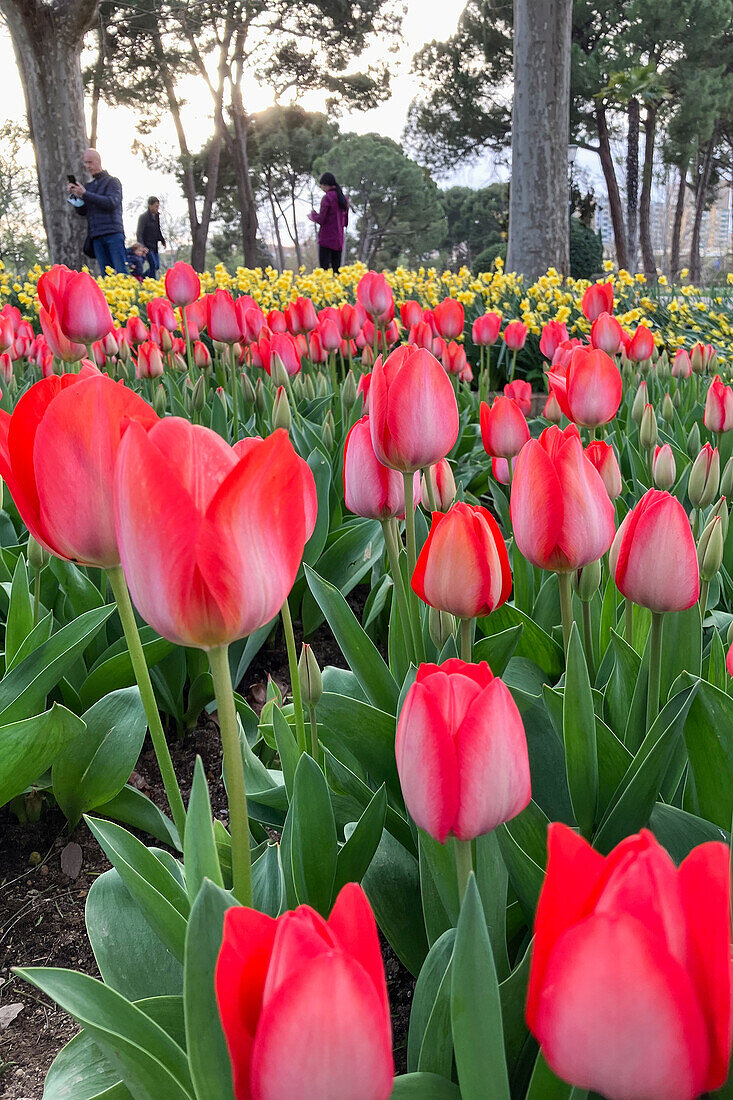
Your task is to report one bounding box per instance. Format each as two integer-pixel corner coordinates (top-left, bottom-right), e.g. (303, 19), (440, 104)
(67, 149), (127, 275)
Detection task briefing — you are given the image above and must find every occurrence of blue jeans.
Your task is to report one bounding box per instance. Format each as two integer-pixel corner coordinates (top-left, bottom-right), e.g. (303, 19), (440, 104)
(93, 232), (128, 276)
(144, 249), (160, 278)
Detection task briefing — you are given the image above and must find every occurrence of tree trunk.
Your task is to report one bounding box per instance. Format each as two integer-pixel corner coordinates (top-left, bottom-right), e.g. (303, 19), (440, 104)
(595, 102), (629, 270)
(690, 136), (715, 284)
(266, 182), (285, 269)
(626, 97), (640, 271)
(89, 18), (105, 150)
(507, 0), (572, 279)
(0, 0), (98, 266)
(639, 105), (657, 279)
(670, 161), (687, 281)
(227, 83), (259, 268)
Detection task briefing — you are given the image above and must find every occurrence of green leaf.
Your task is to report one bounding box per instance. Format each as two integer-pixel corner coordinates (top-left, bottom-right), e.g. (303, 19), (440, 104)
(650, 803), (729, 862)
(53, 687), (147, 828)
(0, 704), (86, 808)
(16, 968), (194, 1100)
(362, 828), (428, 976)
(323, 748), (415, 855)
(660, 605), (702, 704)
(475, 831), (509, 981)
(390, 1074), (461, 1098)
(479, 604), (563, 680)
(317, 692), (401, 800)
(682, 677), (733, 829)
(252, 841), (285, 916)
(526, 1052), (579, 1099)
(289, 753), (338, 914)
(50, 557), (105, 616)
(302, 448), (332, 566)
(706, 628), (729, 691)
(334, 784), (387, 897)
(86, 869), (183, 1001)
(304, 565), (399, 713)
(0, 604), (114, 724)
(272, 703), (299, 800)
(302, 519), (385, 633)
(604, 630), (641, 741)
(6, 611), (53, 673)
(499, 942), (533, 1074)
(418, 831), (460, 930)
(184, 756), (224, 903)
(96, 784), (181, 850)
(450, 875), (510, 1100)
(407, 928), (455, 1075)
(563, 624), (598, 837)
(43, 1027), (132, 1099)
(5, 553), (34, 670)
(85, 817), (189, 961)
(472, 625), (523, 677)
(81, 631), (174, 710)
(184, 880), (236, 1100)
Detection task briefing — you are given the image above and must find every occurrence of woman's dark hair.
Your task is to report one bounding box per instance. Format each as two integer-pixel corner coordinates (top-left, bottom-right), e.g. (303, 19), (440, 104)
(319, 171), (348, 211)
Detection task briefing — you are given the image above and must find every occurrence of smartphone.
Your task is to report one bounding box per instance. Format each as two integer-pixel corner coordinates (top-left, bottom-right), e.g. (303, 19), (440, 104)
(67, 174), (76, 184)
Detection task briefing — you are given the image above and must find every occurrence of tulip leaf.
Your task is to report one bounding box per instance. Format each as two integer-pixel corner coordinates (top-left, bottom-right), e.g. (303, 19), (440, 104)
(704, 627), (728, 691)
(301, 520), (385, 635)
(334, 783), (387, 898)
(323, 747), (416, 855)
(317, 691), (402, 801)
(251, 840), (285, 917)
(85, 817), (189, 962)
(604, 630), (641, 741)
(419, 831), (460, 929)
(475, 831), (510, 981)
(660, 605), (702, 705)
(407, 929), (455, 1074)
(183, 756), (224, 903)
(451, 875), (510, 1100)
(184, 880), (237, 1100)
(80, 630), (174, 710)
(479, 604), (564, 680)
(562, 624), (598, 838)
(649, 803), (729, 862)
(95, 783), (181, 850)
(289, 753), (338, 915)
(0, 703), (86, 808)
(681, 676), (733, 829)
(271, 703), (299, 800)
(526, 1052), (581, 1099)
(304, 565), (399, 713)
(16, 968), (194, 1100)
(86, 869), (183, 1001)
(362, 828), (428, 976)
(302, 448), (332, 566)
(472, 625), (523, 677)
(499, 941), (533, 1074)
(390, 1075), (461, 1098)
(5, 553), (33, 671)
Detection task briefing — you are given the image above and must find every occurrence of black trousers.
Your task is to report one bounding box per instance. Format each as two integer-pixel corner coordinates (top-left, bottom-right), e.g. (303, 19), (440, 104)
(319, 245), (341, 273)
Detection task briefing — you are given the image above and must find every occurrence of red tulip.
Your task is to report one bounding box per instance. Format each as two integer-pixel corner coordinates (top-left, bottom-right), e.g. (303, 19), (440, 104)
(491, 455), (518, 485)
(165, 261), (200, 307)
(726, 639), (733, 678)
(307, 331), (327, 364)
(126, 315), (148, 346)
(357, 272), (393, 320)
(0, 371), (156, 567)
(240, 306), (266, 344)
(433, 298), (465, 339)
(356, 371), (371, 411)
(672, 349), (692, 378)
(547, 346), (622, 428)
(270, 334), (301, 377)
(551, 337), (584, 369)
(542, 392), (563, 423)
(136, 340), (165, 379)
(146, 297), (178, 333)
(472, 312), (502, 346)
(440, 340), (468, 377)
(412, 503), (511, 619)
(584, 440), (623, 499)
(610, 488), (699, 612)
(503, 379), (532, 415)
(55, 270), (113, 346)
(539, 321), (569, 360)
(704, 374), (733, 434)
(408, 320), (434, 352)
(652, 443), (676, 490)
(286, 297), (317, 335)
(590, 312), (624, 356)
(480, 396), (530, 459)
(317, 321), (342, 355)
(400, 300), (423, 329)
(503, 321), (528, 351)
(421, 458), (456, 511)
(114, 423), (316, 649)
(39, 306), (86, 363)
(37, 264), (75, 315)
(395, 659), (530, 843)
(527, 824), (731, 1100)
(628, 324), (654, 363)
(581, 281), (614, 321)
(369, 345), (459, 473)
(510, 424), (616, 572)
(216, 883), (394, 1100)
(205, 289), (240, 344)
(343, 416), (420, 520)
(266, 309), (287, 334)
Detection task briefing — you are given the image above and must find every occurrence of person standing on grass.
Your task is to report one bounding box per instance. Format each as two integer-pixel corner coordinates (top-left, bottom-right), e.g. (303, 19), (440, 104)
(136, 196), (167, 279)
(308, 171), (349, 274)
(67, 148), (127, 275)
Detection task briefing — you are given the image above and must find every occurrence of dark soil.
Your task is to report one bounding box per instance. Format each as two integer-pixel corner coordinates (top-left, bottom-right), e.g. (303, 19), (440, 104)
(0, 589), (414, 1096)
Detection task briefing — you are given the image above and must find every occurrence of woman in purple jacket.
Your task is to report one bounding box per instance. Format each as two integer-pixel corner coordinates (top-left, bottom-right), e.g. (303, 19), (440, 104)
(309, 172), (349, 273)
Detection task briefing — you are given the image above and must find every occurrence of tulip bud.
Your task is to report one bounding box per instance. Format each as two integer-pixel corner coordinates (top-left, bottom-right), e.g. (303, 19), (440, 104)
(639, 404), (658, 450)
(691, 344), (705, 373)
(686, 422), (701, 459)
(216, 385), (228, 413)
(652, 444), (676, 490)
(153, 384), (167, 418)
(342, 370), (358, 409)
(272, 385), (291, 432)
(291, 375), (305, 401)
(304, 375), (316, 400)
(172, 353), (187, 373)
(727, 619), (733, 648)
(183, 386), (193, 416)
(254, 377), (266, 414)
(428, 604), (456, 650)
(689, 444), (720, 510)
(240, 372), (256, 408)
(710, 495), (729, 542)
(27, 533), (49, 572)
(709, 349), (719, 373)
(298, 643), (322, 706)
(572, 556), (602, 601)
(697, 514), (725, 581)
(158, 327), (173, 353)
(631, 381), (647, 424)
(270, 353), (290, 388)
(316, 373), (329, 397)
(673, 388), (682, 408)
(192, 374), (206, 412)
(661, 392), (675, 422)
(421, 458), (456, 511)
(321, 410), (335, 450)
(721, 456), (733, 498)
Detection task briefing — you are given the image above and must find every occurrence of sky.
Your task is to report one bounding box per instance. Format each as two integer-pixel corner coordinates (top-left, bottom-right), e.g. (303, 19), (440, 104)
(0, 0), (508, 239)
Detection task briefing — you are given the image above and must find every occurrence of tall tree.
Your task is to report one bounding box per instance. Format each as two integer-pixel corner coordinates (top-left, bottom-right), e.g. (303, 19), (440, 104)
(507, 0), (573, 278)
(0, 0), (97, 265)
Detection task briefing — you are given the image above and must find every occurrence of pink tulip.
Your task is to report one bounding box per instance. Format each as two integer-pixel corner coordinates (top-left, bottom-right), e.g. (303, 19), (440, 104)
(704, 375), (733, 434)
(356, 372), (371, 411)
(504, 379), (532, 416)
(542, 392), (563, 423)
(357, 272), (393, 320)
(57, 271), (113, 345)
(590, 312), (624, 356)
(547, 346), (622, 428)
(581, 281), (614, 321)
(421, 458), (456, 511)
(491, 455), (518, 485)
(287, 297), (318, 334)
(511, 424), (616, 572)
(408, 320), (434, 352)
(584, 440), (623, 499)
(318, 320), (342, 354)
(433, 298), (465, 340)
(539, 321), (569, 360)
(395, 659), (530, 842)
(147, 297), (178, 333)
(369, 345), (459, 473)
(400, 300), (423, 329)
(652, 444), (677, 490)
(205, 289), (240, 344)
(340, 303), (363, 340)
(441, 340), (468, 377)
(135, 341), (165, 379)
(39, 307), (86, 363)
(472, 312), (502, 346)
(194, 341), (212, 370)
(126, 315), (148, 346)
(672, 349), (692, 378)
(628, 324), (654, 362)
(165, 262), (200, 307)
(480, 396), (531, 459)
(343, 416), (420, 521)
(503, 321), (528, 351)
(266, 309), (287, 334)
(610, 489), (700, 612)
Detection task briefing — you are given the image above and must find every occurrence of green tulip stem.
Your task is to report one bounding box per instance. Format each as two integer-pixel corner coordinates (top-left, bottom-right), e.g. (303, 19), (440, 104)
(588, 426), (597, 444)
(625, 598), (634, 644)
(422, 466), (438, 513)
(582, 599), (595, 681)
(646, 611), (664, 735)
(509, 348), (518, 383)
(700, 579), (710, 620)
(402, 473), (425, 662)
(460, 618), (473, 663)
(691, 508), (700, 541)
(454, 838), (474, 903)
(486, 345), (492, 393)
(228, 345), (240, 442)
(281, 596), (308, 756)
(328, 353), (339, 397)
(107, 565), (187, 843)
(208, 644), (253, 907)
(32, 568), (40, 627)
(557, 571), (574, 656)
(308, 702), (320, 762)
(382, 518), (417, 664)
(180, 307), (196, 381)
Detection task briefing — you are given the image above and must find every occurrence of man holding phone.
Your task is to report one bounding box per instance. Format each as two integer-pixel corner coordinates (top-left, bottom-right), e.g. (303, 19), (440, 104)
(67, 149), (127, 275)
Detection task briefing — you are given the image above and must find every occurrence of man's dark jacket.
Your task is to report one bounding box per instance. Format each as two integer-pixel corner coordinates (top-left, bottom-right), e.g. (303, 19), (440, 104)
(75, 171), (124, 239)
(137, 210), (166, 252)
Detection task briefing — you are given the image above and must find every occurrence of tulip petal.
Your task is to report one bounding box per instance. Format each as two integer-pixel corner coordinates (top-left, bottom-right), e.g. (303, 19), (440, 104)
(535, 913), (710, 1100)
(510, 439), (564, 570)
(395, 679), (459, 843)
(613, 490), (700, 612)
(328, 884), (391, 1025)
(147, 417), (238, 512)
(552, 436), (615, 570)
(250, 953), (394, 1100)
(678, 842), (733, 1089)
